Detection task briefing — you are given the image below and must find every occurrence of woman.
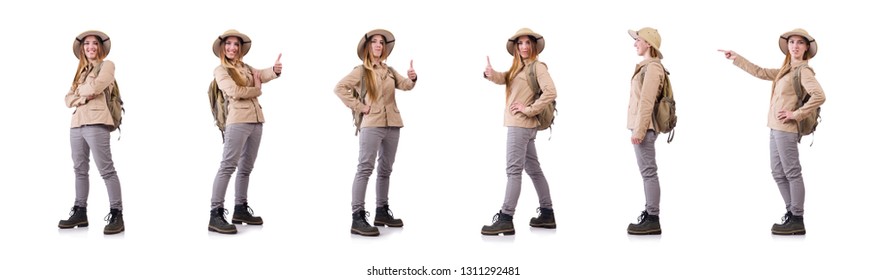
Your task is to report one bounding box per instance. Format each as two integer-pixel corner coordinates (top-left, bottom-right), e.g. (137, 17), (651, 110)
(208, 29), (282, 234)
(625, 27), (667, 235)
(480, 28), (557, 236)
(334, 29), (417, 237)
(58, 30), (125, 235)
(719, 28), (825, 235)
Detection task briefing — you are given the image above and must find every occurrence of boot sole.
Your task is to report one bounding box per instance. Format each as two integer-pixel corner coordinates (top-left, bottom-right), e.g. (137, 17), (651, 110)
(232, 219), (264, 225)
(481, 229), (516, 236)
(627, 229), (662, 235)
(351, 228), (380, 236)
(772, 230), (806, 235)
(104, 226), (125, 235)
(373, 221), (403, 227)
(208, 226), (238, 234)
(529, 223), (556, 229)
(58, 222), (89, 229)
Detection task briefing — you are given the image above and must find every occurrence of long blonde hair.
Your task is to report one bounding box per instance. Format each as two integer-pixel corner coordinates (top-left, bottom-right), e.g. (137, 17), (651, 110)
(218, 37), (249, 86)
(504, 36), (539, 102)
(361, 37), (388, 102)
(771, 37), (811, 93)
(70, 36), (106, 91)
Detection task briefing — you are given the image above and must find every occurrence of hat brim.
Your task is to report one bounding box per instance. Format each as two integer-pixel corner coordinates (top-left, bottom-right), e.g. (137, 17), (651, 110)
(506, 32), (545, 56)
(213, 32), (252, 58)
(628, 29), (664, 59)
(73, 30), (111, 59)
(357, 29), (395, 61)
(779, 32), (817, 59)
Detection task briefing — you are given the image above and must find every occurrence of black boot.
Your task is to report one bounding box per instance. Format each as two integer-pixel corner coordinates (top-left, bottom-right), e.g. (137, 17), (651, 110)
(529, 207), (556, 229)
(58, 206), (88, 229)
(232, 203), (264, 225)
(351, 210), (380, 236)
(374, 205), (403, 227)
(208, 208), (237, 234)
(103, 208), (125, 235)
(481, 211), (515, 235)
(771, 212), (806, 235)
(627, 211), (661, 235)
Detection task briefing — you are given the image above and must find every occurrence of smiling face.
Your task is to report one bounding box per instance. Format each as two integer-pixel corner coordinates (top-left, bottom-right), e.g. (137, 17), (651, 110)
(369, 34), (386, 60)
(786, 35), (809, 60)
(634, 37), (650, 57)
(81, 35), (101, 61)
(224, 36), (242, 60)
(515, 36), (535, 59)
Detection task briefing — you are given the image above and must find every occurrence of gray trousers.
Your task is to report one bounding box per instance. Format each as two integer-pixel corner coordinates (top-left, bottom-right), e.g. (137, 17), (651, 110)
(770, 129), (805, 216)
(352, 127), (400, 212)
(70, 125), (122, 210)
(500, 127), (552, 216)
(633, 129), (660, 215)
(211, 123), (263, 209)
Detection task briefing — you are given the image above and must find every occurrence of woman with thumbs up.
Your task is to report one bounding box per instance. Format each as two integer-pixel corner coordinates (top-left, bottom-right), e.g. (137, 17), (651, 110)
(480, 28), (558, 236)
(207, 29), (282, 234)
(334, 29), (417, 237)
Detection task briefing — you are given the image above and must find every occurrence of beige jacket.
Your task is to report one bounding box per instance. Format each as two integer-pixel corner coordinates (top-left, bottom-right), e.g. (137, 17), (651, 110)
(733, 55), (825, 133)
(627, 58), (664, 141)
(486, 59), (557, 128)
(214, 64), (279, 124)
(334, 62), (416, 128)
(65, 60), (116, 128)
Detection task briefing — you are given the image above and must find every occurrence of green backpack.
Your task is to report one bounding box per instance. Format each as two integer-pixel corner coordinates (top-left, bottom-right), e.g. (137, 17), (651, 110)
(792, 64), (821, 145)
(637, 61), (677, 143)
(93, 62), (124, 136)
(208, 79), (228, 142)
(350, 65), (399, 136)
(207, 66), (247, 142)
(525, 61), (557, 131)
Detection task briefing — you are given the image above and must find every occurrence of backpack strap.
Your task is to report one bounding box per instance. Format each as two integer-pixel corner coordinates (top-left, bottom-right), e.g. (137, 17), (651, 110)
(93, 61), (124, 140)
(792, 64), (811, 145)
(637, 61), (674, 143)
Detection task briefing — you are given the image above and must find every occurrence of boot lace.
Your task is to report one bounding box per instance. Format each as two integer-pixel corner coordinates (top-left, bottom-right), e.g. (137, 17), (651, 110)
(491, 213), (501, 223)
(636, 211), (649, 223)
(242, 203), (256, 216)
(779, 211), (791, 224)
(104, 211), (119, 223)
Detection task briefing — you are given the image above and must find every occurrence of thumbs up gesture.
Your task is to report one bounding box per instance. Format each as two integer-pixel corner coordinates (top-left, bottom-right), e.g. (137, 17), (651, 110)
(484, 56), (493, 77)
(273, 53), (283, 75)
(407, 59), (417, 81)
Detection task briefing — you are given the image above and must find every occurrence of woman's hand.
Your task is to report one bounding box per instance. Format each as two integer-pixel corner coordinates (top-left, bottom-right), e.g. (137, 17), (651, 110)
(777, 109), (796, 123)
(510, 102), (526, 115)
(484, 56), (493, 77)
(253, 70), (262, 90)
(718, 49), (737, 60)
(407, 60), (417, 81)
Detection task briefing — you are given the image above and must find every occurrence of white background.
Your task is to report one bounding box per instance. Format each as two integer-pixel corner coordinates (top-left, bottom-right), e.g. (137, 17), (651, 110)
(1, 0), (884, 279)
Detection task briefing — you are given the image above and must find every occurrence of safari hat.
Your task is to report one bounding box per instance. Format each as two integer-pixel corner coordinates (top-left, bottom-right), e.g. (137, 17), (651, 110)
(213, 29), (252, 58)
(628, 27), (663, 58)
(779, 28), (817, 59)
(73, 30), (111, 59)
(356, 29), (395, 60)
(506, 28), (545, 56)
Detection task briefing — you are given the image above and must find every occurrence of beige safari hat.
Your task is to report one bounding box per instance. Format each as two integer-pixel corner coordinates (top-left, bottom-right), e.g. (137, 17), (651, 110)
(506, 28), (545, 56)
(628, 27), (663, 58)
(356, 29), (395, 60)
(73, 30), (111, 59)
(779, 28), (817, 59)
(213, 29), (252, 58)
